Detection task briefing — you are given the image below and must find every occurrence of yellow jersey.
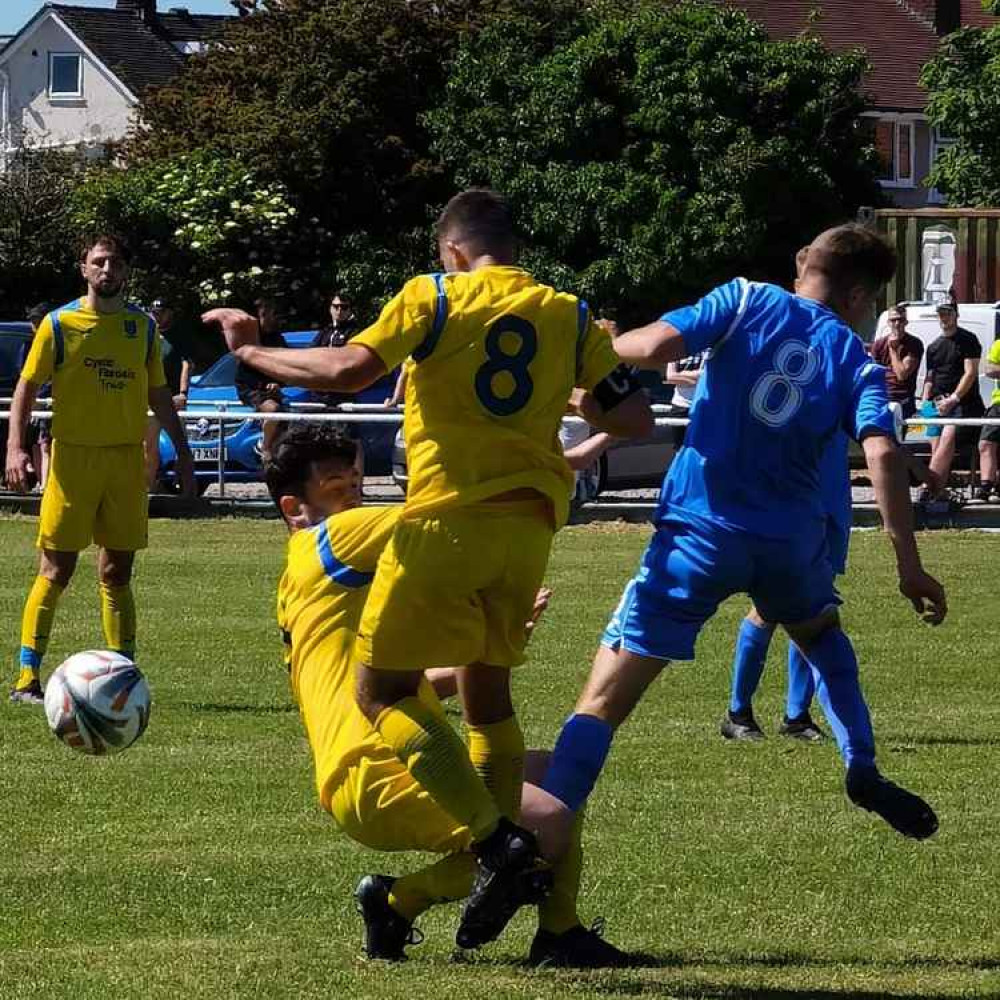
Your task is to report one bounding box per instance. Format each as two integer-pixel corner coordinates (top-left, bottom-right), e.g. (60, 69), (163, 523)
(353, 267), (622, 528)
(278, 505), (432, 799)
(20, 298), (166, 447)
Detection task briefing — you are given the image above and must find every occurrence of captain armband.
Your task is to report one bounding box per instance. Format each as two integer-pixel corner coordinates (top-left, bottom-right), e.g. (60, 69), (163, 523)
(591, 365), (642, 412)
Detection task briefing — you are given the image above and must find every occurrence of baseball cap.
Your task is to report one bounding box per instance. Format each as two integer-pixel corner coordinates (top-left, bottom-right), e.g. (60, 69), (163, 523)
(935, 301), (957, 313)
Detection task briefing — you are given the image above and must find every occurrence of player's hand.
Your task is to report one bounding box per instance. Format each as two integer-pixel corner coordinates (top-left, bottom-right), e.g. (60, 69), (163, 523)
(174, 449), (197, 499)
(935, 394), (957, 416)
(202, 308), (260, 352)
(525, 587), (552, 639)
(898, 567), (947, 626)
(5, 447), (35, 493)
(596, 318), (621, 339)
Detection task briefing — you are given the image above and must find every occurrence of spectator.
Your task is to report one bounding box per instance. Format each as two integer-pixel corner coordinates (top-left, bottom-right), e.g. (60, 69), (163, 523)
(235, 297), (289, 458)
(976, 337), (1000, 502)
(869, 303), (924, 431)
(560, 390), (615, 509)
(22, 302), (52, 489)
(312, 293), (357, 348)
(664, 350), (706, 451)
(150, 297), (227, 400)
(921, 301), (984, 497)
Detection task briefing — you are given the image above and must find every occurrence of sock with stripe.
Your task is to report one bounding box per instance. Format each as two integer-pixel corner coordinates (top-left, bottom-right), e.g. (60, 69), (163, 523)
(17, 576), (64, 687)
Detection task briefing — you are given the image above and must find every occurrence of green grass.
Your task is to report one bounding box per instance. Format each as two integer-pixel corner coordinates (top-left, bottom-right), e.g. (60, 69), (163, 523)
(0, 515), (998, 999)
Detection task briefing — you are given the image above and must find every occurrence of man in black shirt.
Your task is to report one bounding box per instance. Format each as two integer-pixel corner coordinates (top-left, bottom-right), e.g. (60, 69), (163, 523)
(311, 293), (357, 349)
(921, 302), (984, 493)
(236, 297), (289, 457)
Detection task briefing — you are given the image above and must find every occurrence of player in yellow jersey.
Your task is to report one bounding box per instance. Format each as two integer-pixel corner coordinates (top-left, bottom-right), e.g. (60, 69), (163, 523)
(205, 188), (653, 949)
(269, 422), (629, 966)
(4, 234), (195, 703)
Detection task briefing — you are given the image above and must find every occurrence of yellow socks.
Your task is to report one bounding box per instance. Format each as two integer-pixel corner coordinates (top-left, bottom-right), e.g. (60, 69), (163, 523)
(99, 582), (137, 660)
(18, 576), (64, 685)
(467, 715), (525, 822)
(388, 853), (477, 922)
(374, 696), (501, 842)
(538, 807), (585, 934)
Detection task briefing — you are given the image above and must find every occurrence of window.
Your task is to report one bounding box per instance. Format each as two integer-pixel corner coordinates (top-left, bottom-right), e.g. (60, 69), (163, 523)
(868, 116), (916, 188)
(929, 127), (957, 205)
(48, 53), (82, 98)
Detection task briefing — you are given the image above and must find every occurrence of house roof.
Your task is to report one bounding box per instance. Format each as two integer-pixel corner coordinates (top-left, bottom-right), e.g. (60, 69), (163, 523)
(2, 4), (235, 99)
(728, 0), (1000, 112)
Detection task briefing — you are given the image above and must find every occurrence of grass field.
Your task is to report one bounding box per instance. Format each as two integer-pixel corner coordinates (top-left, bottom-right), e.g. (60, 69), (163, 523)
(0, 514), (998, 1000)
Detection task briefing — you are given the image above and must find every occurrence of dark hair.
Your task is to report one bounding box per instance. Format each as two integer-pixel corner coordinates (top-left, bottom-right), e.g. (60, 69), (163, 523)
(889, 302), (908, 318)
(26, 301), (51, 326)
(78, 233), (133, 264)
(804, 224), (897, 296)
(264, 423), (358, 514)
(435, 188), (516, 258)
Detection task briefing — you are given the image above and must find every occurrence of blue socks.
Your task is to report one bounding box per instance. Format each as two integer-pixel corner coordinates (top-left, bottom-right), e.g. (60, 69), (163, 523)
(785, 643), (816, 721)
(800, 628), (875, 769)
(541, 714), (614, 812)
(729, 618), (773, 716)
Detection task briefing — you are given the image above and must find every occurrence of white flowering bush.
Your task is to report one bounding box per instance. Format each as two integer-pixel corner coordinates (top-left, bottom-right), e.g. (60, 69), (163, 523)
(71, 150), (302, 308)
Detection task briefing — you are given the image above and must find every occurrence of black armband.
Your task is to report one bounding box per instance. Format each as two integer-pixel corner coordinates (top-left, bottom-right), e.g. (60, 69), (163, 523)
(592, 365), (643, 411)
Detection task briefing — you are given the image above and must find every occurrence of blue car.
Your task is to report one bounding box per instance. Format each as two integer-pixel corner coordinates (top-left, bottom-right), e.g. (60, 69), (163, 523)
(157, 330), (399, 493)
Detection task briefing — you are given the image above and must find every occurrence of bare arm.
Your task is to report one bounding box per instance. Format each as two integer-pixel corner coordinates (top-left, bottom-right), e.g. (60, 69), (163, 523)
(149, 384), (195, 497)
(863, 433), (946, 624)
(563, 430), (614, 471)
(385, 365), (408, 406)
(179, 359), (192, 397)
(204, 307), (388, 393)
(237, 343), (385, 393)
(664, 361), (701, 388)
(953, 357), (980, 401)
(887, 343), (919, 382)
(4, 378), (39, 492)
(613, 321), (691, 370)
(574, 386), (653, 439)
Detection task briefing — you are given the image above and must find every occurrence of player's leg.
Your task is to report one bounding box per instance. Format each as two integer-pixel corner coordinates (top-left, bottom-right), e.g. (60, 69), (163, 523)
(928, 423), (957, 489)
(94, 444), (148, 662)
(13, 440), (96, 703)
(723, 604), (774, 741)
(759, 533), (937, 841)
(97, 549), (137, 661)
(538, 517), (744, 843)
(977, 417), (999, 499)
(521, 751), (630, 969)
(13, 547), (77, 703)
(777, 641), (825, 741)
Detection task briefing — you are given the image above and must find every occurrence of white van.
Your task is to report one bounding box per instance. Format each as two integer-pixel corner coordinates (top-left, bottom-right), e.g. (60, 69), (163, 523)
(872, 302), (1000, 409)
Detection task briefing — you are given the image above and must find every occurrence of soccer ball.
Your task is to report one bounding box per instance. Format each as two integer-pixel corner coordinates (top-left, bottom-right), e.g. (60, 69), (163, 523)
(43, 651), (151, 756)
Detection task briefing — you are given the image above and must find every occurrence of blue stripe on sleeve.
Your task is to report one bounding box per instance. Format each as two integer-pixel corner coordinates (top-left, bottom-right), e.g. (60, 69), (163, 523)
(575, 299), (589, 380)
(315, 521), (375, 589)
(49, 310), (64, 368)
(412, 273), (449, 362)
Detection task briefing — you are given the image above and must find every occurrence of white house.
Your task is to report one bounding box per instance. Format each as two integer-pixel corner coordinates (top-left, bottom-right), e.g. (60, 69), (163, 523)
(0, 0), (233, 161)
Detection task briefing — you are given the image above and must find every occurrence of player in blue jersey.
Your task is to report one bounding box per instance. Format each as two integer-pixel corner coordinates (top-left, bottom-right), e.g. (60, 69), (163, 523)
(527, 225), (946, 873)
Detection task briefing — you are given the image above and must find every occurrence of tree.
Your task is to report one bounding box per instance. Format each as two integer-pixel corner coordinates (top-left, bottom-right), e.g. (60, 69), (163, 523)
(70, 151), (301, 312)
(426, 0), (882, 321)
(0, 147), (91, 317)
(128, 0), (557, 309)
(922, 8), (1000, 205)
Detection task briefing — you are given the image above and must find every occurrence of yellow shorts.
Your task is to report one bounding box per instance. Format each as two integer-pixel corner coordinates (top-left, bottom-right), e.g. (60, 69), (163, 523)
(356, 501), (554, 671)
(38, 441), (148, 552)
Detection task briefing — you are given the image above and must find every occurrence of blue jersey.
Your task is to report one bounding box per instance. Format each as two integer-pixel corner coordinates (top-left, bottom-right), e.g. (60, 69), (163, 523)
(659, 280), (893, 539)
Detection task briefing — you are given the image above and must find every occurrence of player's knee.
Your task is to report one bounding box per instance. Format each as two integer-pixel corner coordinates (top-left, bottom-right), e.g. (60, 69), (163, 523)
(785, 606), (841, 651)
(40, 550), (76, 588)
(354, 665), (420, 722)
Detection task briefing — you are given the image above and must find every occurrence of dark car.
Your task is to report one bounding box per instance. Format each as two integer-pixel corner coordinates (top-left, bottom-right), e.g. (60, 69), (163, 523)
(0, 322), (34, 455)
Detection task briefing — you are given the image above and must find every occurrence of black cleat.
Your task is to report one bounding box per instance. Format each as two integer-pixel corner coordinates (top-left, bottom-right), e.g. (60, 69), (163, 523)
(845, 766), (938, 840)
(527, 919), (632, 969)
(9, 679), (44, 706)
(720, 710), (765, 742)
(456, 818), (552, 950)
(778, 713), (826, 742)
(354, 874), (423, 961)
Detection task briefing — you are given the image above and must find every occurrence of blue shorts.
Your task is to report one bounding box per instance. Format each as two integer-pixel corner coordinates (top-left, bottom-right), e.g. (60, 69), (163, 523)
(602, 515), (840, 661)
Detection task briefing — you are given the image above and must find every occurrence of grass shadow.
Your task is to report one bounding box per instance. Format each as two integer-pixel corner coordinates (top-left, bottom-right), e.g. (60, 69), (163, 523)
(178, 701), (297, 715)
